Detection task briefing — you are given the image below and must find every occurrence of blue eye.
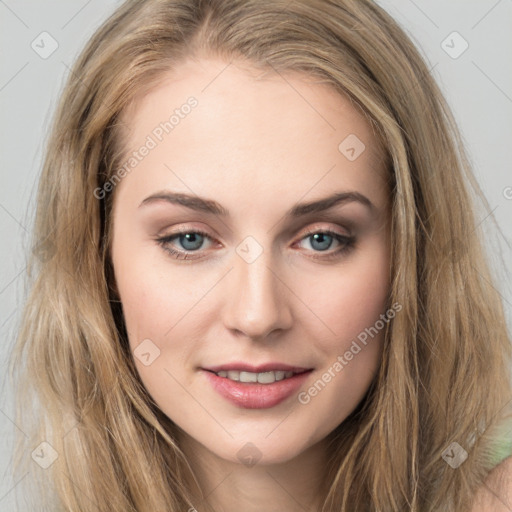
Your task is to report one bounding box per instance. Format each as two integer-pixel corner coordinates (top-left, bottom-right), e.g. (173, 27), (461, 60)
(156, 230), (212, 260)
(306, 232), (335, 251)
(297, 230), (356, 260)
(175, 232), (206, 251)
(156, 229), (355, 261)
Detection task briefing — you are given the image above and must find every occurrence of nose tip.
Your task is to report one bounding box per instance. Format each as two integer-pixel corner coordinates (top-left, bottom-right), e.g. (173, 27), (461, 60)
(221, 253), (292, 340)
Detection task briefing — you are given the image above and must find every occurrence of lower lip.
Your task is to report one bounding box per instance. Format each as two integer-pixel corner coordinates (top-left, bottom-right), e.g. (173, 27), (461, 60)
(202, 370), (312, 409)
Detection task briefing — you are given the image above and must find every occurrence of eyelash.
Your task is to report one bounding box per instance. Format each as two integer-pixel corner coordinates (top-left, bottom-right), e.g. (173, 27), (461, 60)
(156, 227), (356, 262)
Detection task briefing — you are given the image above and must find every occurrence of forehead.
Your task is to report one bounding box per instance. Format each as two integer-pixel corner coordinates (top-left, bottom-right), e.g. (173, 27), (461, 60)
(115, 57), (389, 213)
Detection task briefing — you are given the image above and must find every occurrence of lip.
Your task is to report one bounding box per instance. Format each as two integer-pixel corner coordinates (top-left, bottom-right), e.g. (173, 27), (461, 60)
(202, 364), (313, 409)
(204, 362), (311, 373)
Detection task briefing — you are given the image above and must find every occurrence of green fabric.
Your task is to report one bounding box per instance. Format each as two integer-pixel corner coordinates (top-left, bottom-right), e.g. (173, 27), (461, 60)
(489, 418), (512, 468)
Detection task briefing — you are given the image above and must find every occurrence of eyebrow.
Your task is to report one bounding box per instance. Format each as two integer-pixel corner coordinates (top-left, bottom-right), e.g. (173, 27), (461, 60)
(139, 190), (375, 217)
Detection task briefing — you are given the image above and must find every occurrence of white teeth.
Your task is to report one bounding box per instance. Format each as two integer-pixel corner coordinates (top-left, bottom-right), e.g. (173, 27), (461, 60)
(275, 370), (285, 381)
(215, 369), (302, 384)
(257, 371), (275, 384)
(239, 371), (257, 383)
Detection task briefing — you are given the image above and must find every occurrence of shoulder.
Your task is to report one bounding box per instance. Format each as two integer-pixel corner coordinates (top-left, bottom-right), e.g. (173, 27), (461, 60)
(470, 456), (512, 511)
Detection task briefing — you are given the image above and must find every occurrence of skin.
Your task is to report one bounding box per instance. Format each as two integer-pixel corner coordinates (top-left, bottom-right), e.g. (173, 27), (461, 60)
(471, 457), (512, 511)
(110, 56), (391, 511)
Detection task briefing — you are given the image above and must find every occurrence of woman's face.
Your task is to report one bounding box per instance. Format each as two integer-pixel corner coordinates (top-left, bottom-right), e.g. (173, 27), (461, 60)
(110, 57), (391, 465)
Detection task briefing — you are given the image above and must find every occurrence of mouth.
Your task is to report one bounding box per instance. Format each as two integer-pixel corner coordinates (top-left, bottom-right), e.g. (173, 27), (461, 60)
(206, 368), (309, 384)
(202, 363), (313, 409)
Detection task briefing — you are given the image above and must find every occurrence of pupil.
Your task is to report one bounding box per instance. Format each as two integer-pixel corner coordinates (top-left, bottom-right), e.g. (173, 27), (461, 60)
(311, 233), (332, 251)
(181, 233), (203, 251)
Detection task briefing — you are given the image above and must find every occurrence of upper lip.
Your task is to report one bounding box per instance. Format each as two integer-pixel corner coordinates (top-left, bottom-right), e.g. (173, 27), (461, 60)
(203, 362), (313, 373)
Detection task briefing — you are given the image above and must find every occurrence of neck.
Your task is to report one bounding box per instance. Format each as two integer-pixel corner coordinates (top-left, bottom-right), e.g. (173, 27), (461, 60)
(179, 434), (330, 512)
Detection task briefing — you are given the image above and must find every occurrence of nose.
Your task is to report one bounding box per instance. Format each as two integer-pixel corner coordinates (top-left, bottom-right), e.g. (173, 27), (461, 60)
(222, 248), (293, 341)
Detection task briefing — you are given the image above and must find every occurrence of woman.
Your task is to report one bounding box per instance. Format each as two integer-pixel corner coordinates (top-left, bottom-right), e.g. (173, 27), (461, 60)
(11, 0), (512, 510)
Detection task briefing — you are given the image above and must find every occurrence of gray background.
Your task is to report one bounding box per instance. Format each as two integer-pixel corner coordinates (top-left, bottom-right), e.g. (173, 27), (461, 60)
(1, 0), (511, 509)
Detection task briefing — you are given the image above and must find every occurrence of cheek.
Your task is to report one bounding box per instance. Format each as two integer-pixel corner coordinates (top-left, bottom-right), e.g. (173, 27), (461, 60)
(112, 253), (207, 398)
(113, 244), (207, 343)
(302, 245), (390, 351)
(296, 242), (390, 411)
(292, 252), (390, 436)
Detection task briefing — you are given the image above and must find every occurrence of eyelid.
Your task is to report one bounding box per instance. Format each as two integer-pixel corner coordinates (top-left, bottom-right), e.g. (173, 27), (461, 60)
(297, 223), (351, 238)
(157, 227), (216, 247)
(156, 221), (354, 263)
(158, 221), (351, 246)
(157, 224), (218, 244)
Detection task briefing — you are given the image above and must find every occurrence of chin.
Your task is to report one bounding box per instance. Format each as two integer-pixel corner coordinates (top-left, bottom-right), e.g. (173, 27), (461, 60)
(199, 429), (320, 467)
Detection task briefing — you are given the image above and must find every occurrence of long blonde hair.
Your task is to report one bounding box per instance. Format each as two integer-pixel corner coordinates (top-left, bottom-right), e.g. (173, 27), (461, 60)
(10, 0), (512, 510)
